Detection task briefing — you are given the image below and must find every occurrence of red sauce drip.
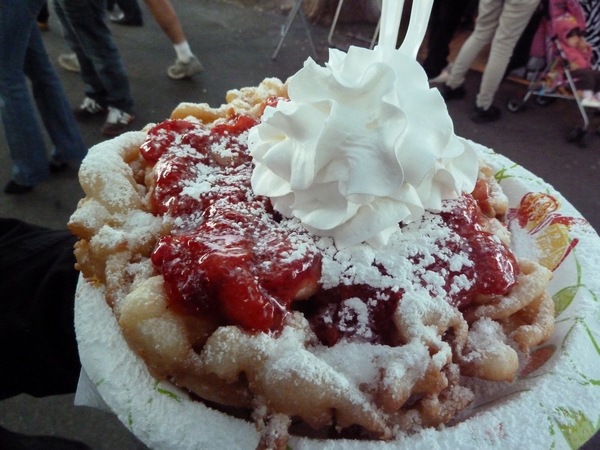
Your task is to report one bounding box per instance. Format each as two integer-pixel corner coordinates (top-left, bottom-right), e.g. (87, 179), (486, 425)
(141, 113), (519, 343)
(471, 178), (495, 218)
(306, 285), (403, 347)
(306, 195), (519, 347)
(143, 115), (321, 333)
(152, 211), (321, 332)
(140, 119), (206, 163)
(440, 195), (519, 303)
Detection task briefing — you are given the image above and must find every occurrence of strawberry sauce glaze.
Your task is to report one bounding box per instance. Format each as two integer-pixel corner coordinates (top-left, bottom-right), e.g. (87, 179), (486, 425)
(139, 114), (519, 344)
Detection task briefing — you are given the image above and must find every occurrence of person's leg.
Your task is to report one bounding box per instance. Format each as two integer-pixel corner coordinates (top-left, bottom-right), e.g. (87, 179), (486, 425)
(25, 22), (88, 165)
(52, 0), (107, 106)
(53, 0), (133, 113)
(571, 69), (595, 93)
(571, 68), (600, 106)
(0, 218), (89, 448)
(506, 5), (544, 75)
(592, 70), (600, 94)
(445, 0), (504, 90)
(37, 1), (50, 28)
(144, 0), (185, 44)
(475, 0), (541, 109)
(422, 0), (445, 78)
(0, 0), (50, 188)
(422, 0), (471, 79)
(144, 0), (203, 79)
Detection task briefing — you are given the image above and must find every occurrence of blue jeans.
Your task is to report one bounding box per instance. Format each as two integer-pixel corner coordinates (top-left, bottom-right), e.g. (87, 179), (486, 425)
(53, 0), (134, 112)
(0, 0), (88, 187)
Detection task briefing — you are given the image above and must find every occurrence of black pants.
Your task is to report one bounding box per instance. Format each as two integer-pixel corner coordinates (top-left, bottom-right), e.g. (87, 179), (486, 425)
(107, 0), (143, 22)
(0, 219), (81, 401)
(37, 3), (50, 24)
(422, 0), (472, 78)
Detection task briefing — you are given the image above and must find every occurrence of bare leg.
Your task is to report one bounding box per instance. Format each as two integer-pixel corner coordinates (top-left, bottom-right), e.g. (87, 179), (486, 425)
(143, 0), (185, 44)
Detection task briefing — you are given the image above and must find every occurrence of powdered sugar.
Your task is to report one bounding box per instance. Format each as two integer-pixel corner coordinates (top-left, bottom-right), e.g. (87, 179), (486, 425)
(72, 111), (600, 450)
(463, 318), (508, 364)
(508, 221), (541, 260)
(318, 210), (473, 305)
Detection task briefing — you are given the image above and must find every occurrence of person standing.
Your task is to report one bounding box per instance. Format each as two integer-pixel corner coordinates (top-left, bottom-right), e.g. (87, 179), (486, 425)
(439, 0), (541, 123)
(0, 0), (88, 194)
(52, 0), (136, 136)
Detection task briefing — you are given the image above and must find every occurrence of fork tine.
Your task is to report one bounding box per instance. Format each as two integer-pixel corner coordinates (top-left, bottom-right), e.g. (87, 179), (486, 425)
(378, 0), (406, 49)
(398, 0), (434, 58)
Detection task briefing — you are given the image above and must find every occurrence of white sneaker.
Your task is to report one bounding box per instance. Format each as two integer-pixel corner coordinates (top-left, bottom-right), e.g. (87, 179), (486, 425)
(109, 11), (124, 21)
(167, 55), (204, 80)
(74, 96), (106, 119)
(101, 106), (135, 136)
(58, 53), (81, 73)
(581, 97), (600, 108)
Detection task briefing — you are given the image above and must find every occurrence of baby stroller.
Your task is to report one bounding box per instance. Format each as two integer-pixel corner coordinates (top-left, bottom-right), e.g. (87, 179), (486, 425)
(507, 0), (599, 147)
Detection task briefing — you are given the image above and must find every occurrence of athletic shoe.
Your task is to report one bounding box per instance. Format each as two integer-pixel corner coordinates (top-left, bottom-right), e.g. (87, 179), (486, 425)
(49, 161), (69, 174)
(471, 105), (501, 124)
(110, 14), (143, 26)
(58, 53), (81, 73)
(438, 84), (467, 102)
(4, 180), (33, 195)
(167, 55), (204, 80)
(101, 106), (135, 136)
(581, 97), (600, 108)
(74, 97), (106, 120)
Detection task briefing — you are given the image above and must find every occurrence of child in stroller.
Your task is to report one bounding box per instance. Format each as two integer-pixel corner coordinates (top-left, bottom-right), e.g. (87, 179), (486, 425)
(508, 0), (600, 145)
(554, 12), (600, 107)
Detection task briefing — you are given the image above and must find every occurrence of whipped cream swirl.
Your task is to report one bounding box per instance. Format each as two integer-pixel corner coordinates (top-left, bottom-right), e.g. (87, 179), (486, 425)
(249, 45), (478, 249)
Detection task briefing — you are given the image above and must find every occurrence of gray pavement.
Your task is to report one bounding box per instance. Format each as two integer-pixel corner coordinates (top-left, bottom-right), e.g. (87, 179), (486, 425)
(0, 0), (599, 448)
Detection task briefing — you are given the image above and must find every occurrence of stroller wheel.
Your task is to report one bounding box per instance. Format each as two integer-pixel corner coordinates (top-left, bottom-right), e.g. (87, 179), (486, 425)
(507, 100), (524, 113)
(567, 126), (586, 147)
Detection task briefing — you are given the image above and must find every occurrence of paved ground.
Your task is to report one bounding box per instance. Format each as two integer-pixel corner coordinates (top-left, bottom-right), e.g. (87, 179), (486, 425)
(0, 0), (599, 448)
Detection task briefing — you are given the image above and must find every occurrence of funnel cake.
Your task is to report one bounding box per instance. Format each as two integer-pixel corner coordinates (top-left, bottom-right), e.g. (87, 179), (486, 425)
(69, 75), (555, 449)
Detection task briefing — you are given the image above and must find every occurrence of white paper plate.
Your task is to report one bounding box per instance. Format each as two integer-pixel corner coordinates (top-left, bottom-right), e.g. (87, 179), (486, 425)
(74, 142), (600, 449)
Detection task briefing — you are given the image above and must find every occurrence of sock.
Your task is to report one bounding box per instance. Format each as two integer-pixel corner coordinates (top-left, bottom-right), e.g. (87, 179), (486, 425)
(174, 41), (194, 63)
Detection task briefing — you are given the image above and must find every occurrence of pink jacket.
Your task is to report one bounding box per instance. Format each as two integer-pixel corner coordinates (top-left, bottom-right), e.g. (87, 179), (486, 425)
(560, 38), (593, 69)
(530, 0), (587, 59)
(554, 12), (592, 69)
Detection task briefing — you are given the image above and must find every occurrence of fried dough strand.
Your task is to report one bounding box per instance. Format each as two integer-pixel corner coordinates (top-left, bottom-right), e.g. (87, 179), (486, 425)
(68, 79), (555, 450)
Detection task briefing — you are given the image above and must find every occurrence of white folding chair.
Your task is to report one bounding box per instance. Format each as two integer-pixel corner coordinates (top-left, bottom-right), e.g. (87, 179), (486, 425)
(272, 0), (318, 60)
(327, 0), (381, 49)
